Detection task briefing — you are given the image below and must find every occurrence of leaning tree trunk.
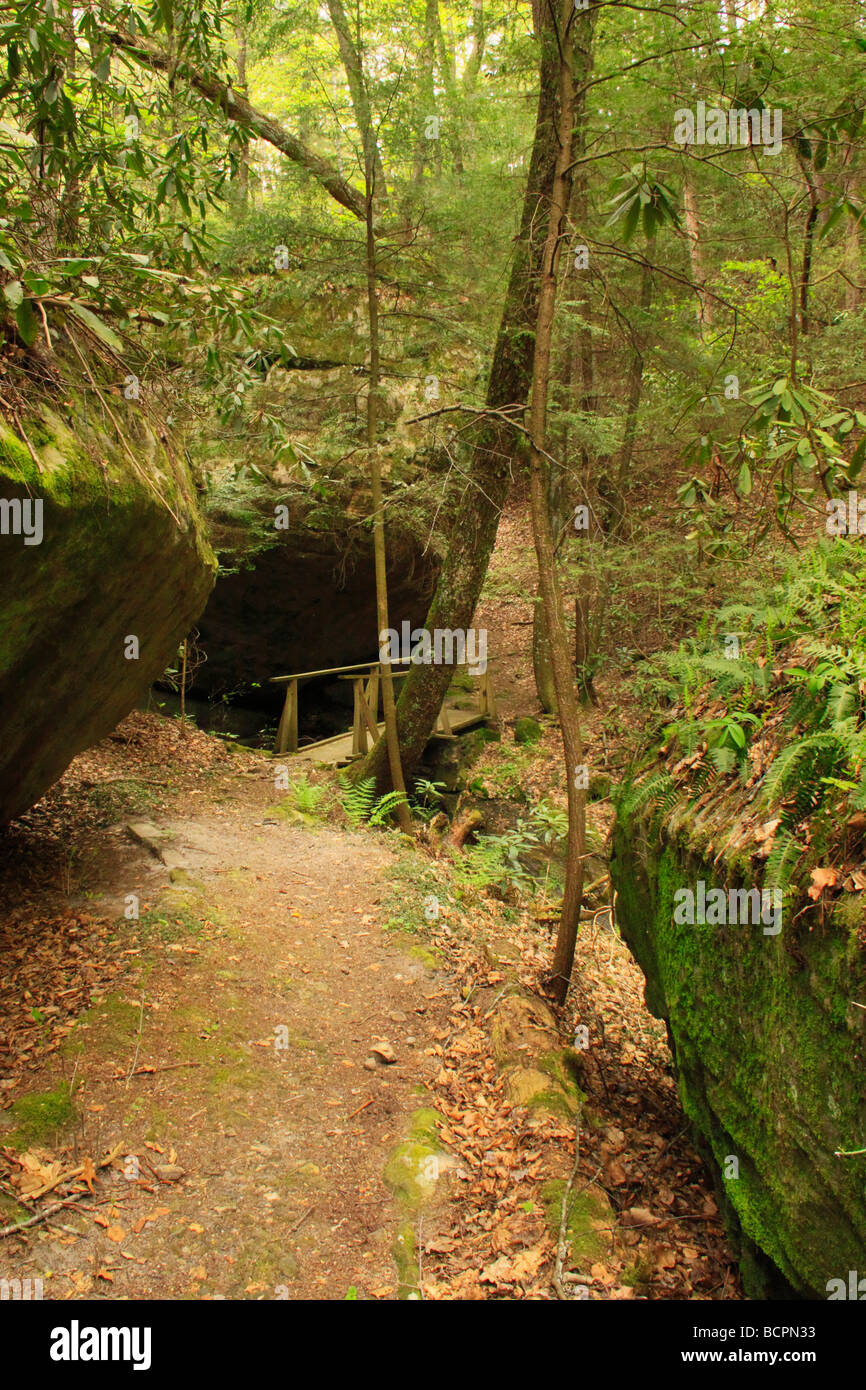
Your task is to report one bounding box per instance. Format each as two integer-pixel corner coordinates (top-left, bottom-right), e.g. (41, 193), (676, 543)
(533, 4), (596, 717)
(354, 6), (564, 792)
(525, 0), (586, 1005)
(364, 158), (413, 833)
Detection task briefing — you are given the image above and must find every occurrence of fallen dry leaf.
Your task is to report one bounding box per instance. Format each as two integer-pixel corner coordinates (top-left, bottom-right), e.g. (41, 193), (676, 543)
(622, 1206), (657, 1228)
(511, 1244), (547, 1281)
(808, 865), (839, 900)
(80, 1156), (97, 1194)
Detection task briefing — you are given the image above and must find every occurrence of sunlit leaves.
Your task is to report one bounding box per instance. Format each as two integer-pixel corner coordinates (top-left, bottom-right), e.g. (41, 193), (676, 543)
(606, 164), (680, 241)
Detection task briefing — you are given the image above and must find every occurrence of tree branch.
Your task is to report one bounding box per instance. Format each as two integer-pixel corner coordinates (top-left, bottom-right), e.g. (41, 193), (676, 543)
(105, 26), (366, 220)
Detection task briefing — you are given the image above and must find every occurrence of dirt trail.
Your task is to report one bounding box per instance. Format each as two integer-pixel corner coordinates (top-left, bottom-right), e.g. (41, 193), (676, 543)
(0, 762), (455, 1300)
(0, 704), (738, 1301)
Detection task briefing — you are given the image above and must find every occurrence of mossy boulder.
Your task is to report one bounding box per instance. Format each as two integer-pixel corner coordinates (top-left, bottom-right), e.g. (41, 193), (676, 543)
(541, 1177), (620, 1272)
(514, 717), (542, 746)
(383, 1108), (449, 1299)
(490, 994), (560, 1064)
(611, 805), (866, 1298)
(0, 405), (215, 822)
(504, 1064), (581, 1117)
(383, 1108), (446, 1209)
(490, 995), (584, 1117)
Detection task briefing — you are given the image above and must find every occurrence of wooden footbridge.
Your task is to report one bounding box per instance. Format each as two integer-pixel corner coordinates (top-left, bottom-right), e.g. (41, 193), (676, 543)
(269, 659), (496, 764)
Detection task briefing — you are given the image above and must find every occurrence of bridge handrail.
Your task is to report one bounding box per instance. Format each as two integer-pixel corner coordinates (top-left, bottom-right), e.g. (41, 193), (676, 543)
(271, 659), (494, 757)
(269, 659), (413, 685)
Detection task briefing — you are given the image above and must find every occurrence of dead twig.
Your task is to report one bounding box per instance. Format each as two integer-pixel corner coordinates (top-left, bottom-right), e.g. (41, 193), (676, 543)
(288, 1205), (315, 1235)
(0, 1199), (69, 1238)
(116, 1062), (203, 1079)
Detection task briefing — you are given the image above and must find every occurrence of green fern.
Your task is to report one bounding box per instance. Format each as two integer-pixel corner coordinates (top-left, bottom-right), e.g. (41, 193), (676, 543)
(617, 772), (675, 821)
(339, 774), (409, 827)
(368, 790), (409, 826)
(764, 827), (804, 898)
(339, 774), (376, 825)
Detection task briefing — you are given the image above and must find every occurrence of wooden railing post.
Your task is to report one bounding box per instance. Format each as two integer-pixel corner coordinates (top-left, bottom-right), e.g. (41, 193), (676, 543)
(352, 677), (366, 756)
(366, 668), (379, 727)
(351, 674), (381, 756)
(275, 679), (298, 755)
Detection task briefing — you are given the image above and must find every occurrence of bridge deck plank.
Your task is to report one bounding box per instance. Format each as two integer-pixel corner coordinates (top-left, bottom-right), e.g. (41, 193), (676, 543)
(285, 703), (487, 765)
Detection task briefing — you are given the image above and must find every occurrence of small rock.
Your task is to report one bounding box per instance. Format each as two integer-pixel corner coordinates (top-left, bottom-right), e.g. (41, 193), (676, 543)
(154, 1163), (185, 1183)
(370, 1042), (397, 1065)
(388, 1011), (408, 1024)
(126, 820), (171, 859)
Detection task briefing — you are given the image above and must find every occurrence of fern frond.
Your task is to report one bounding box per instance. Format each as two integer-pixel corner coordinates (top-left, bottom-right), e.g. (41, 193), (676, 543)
(764, 829), (804, 896)
(760, 733), (842, 810)
(368, 791), (409, 827)
(339, 774), (376, 824)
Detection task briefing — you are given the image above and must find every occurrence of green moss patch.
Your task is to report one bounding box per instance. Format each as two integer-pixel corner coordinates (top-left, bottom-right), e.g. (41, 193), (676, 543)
(541, 1178), (616, 1271)
(1, 1085), (76, 1151)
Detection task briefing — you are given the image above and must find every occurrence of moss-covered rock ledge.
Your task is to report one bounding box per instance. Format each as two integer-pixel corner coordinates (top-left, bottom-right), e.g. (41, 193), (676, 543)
(610, 611), (866, 1296)
(612, 814), (866, 1296)
(0, 405), (215, 823)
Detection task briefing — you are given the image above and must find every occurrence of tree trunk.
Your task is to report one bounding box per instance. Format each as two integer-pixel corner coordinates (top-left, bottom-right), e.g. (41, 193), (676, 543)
(426, 0), (464, 173)
(235, 21), (250, 208)
(463, 0), (487, 92)
(532, 597), (557, 714)
(364, 157), (412, 833)
(538, 8), (595, 714)
(411, 3), (438, 187)
(106, 23), (366, 219)
(327, 0), (386, 199)
(179, 637), (188, 739)
(525, 0), (586, 1005)
(795, 151), (820, 338)
(354, 5), (564, 792)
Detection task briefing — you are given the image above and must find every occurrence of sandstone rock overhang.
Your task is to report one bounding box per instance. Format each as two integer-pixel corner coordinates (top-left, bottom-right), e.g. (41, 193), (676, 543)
(0, 406), (216, 824)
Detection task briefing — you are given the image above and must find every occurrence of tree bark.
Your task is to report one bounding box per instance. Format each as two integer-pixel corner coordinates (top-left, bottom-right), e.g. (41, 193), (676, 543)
(326, 0), (386, 198)
(235, 20), (250, 208)
(604, 247), (654, 534)
(364, 157), (413, 834)
(682, 158), (711, 329)
(796, 151), (820, 337)
(532, 596), (557, 714)
(524, 0), (586, 1005)
(354, 5), (564, 791)
(106, 24), (366, 219)
(425, 0), (464, 174)
(463, 0), (487, 92)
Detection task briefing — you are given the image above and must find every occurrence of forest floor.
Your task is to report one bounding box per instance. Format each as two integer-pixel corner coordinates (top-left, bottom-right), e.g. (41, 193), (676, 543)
(0, 504), (741, 1302)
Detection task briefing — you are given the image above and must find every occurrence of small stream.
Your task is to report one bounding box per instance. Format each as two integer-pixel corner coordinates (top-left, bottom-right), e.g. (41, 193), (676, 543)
(142, 689), (278, 748)
(143, 676), (360, 752)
